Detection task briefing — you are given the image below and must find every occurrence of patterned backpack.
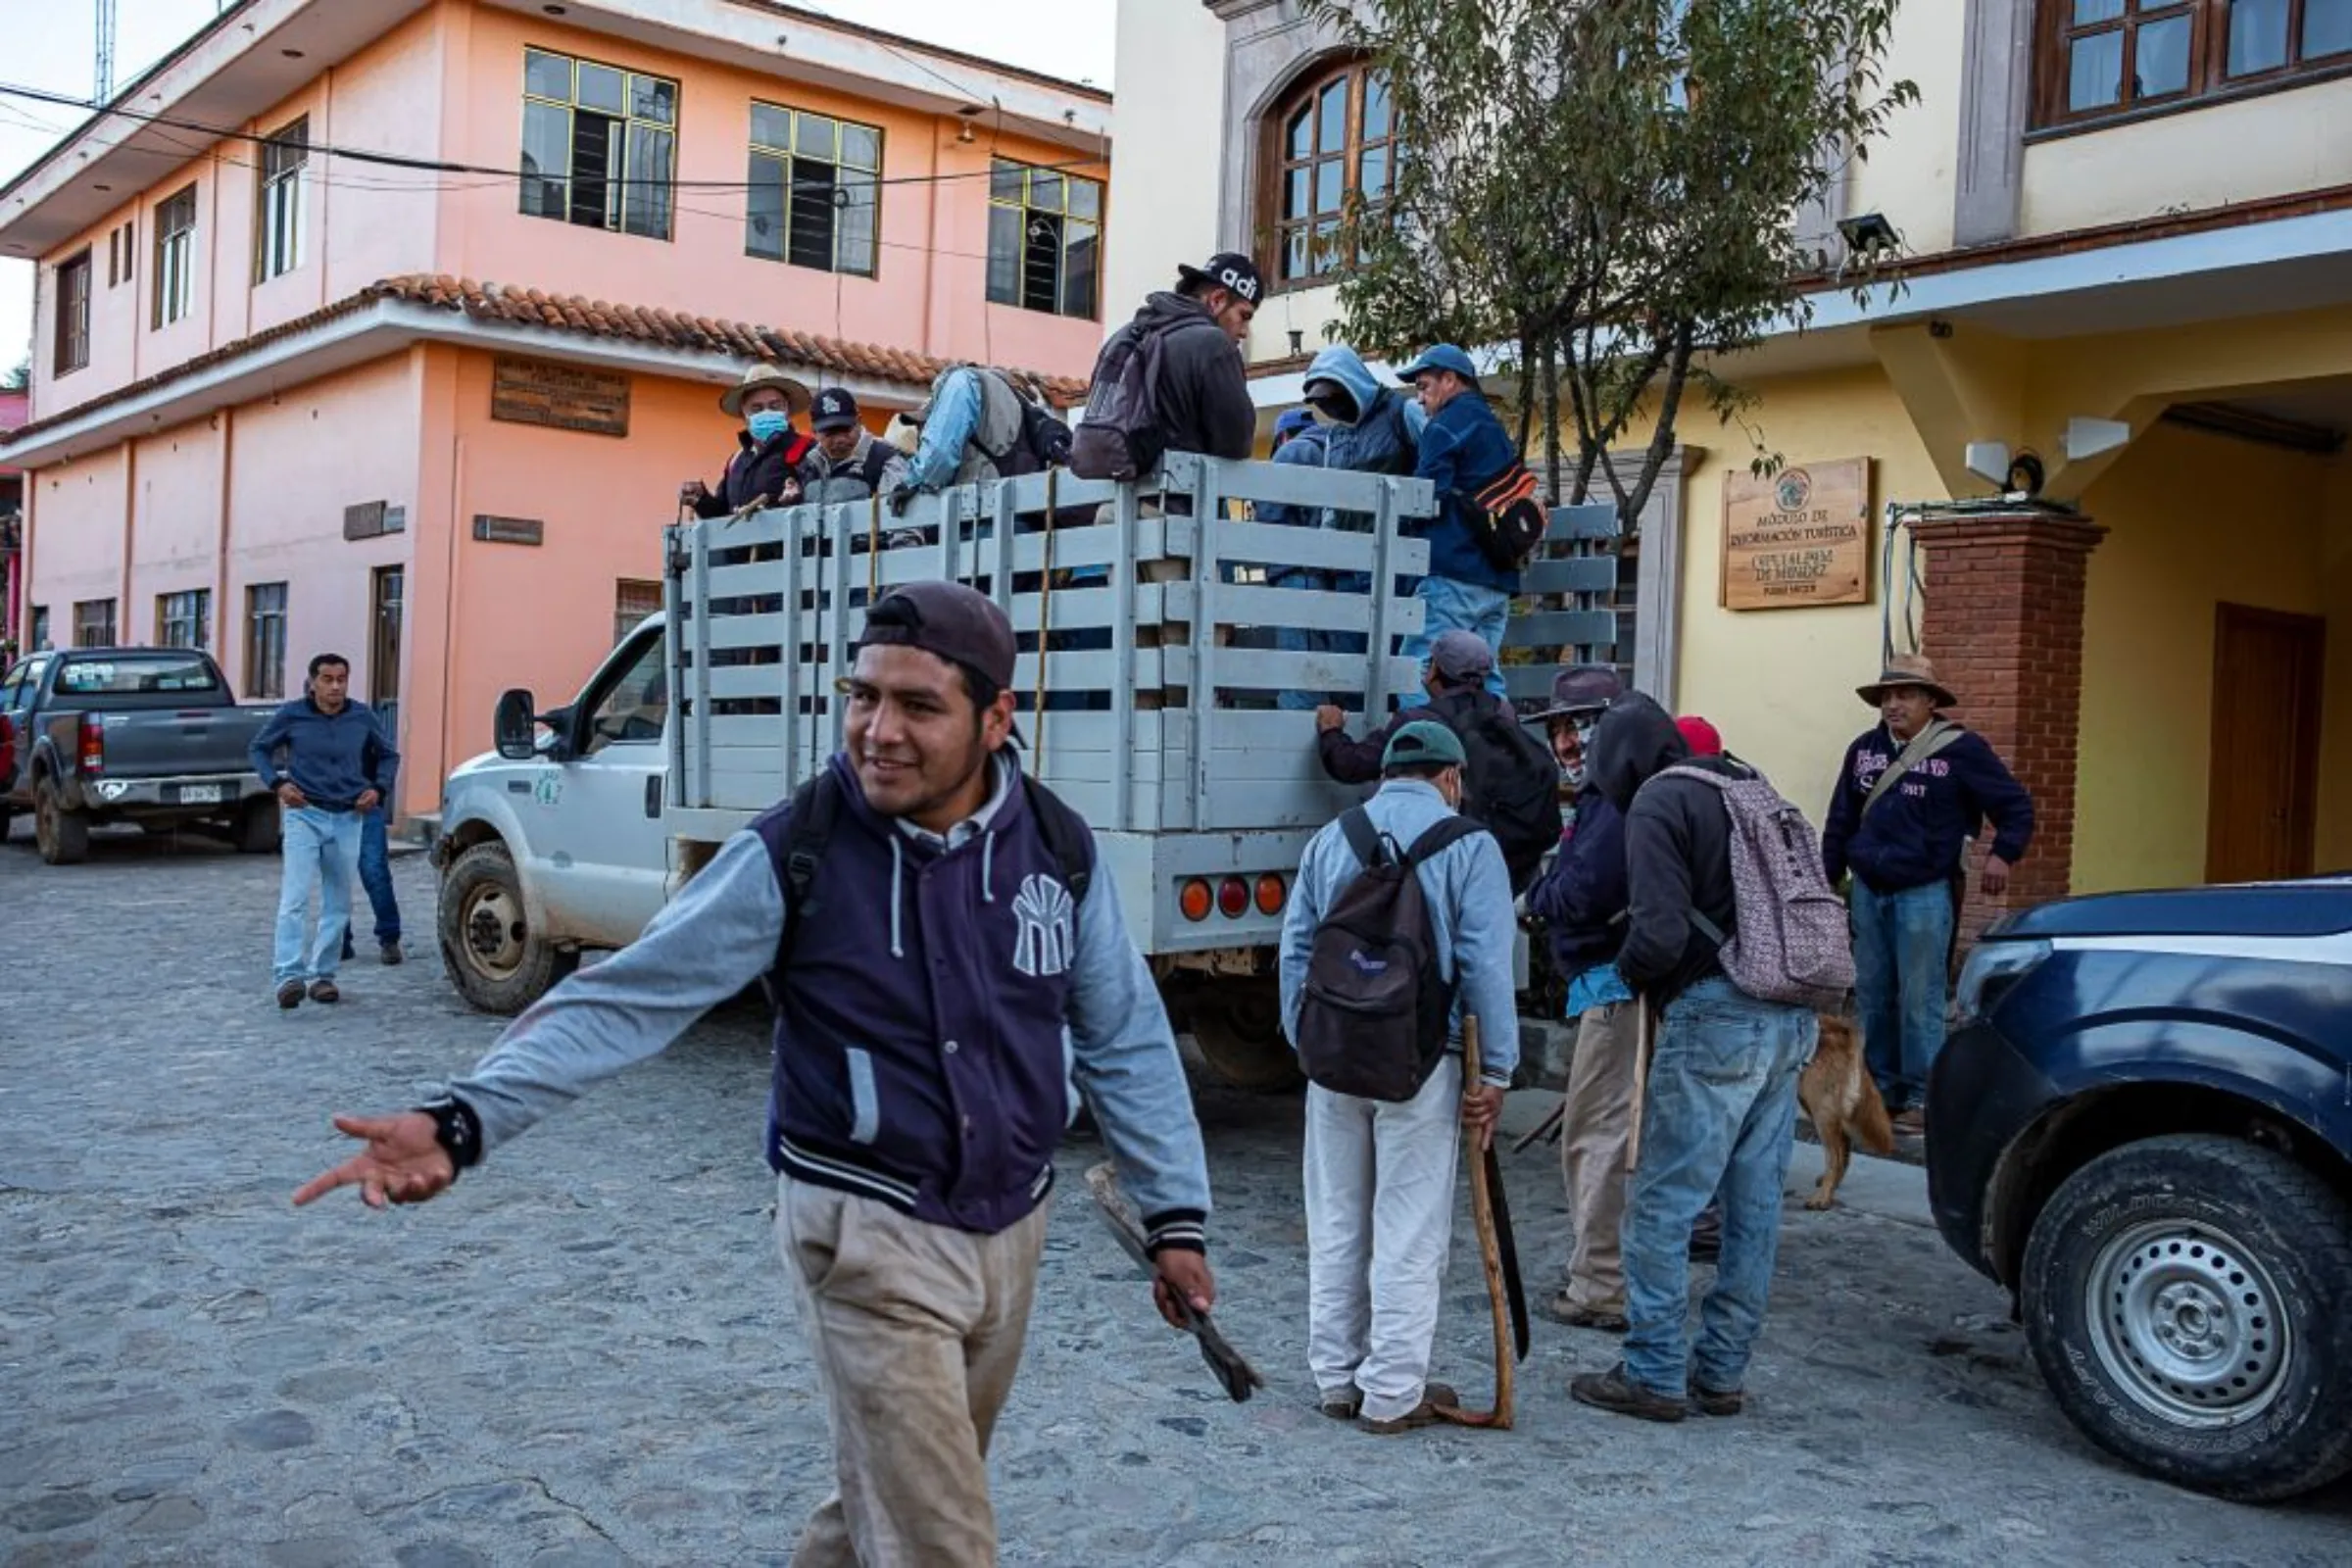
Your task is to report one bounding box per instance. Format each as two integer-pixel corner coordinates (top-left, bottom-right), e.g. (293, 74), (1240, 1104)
(1648, 762), (1854, 1009)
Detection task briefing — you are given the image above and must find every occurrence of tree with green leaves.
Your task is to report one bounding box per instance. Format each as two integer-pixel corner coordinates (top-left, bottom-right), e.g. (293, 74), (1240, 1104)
(1, 358), (27, 394)
(1298, 0), (1915, 532)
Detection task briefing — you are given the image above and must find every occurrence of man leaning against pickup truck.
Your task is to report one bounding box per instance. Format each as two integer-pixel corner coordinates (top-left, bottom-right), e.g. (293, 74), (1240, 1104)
(247, 654), (399, 1009)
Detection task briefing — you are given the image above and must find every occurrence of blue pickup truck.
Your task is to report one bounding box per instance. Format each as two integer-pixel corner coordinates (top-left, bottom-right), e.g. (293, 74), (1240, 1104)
(1926, 880), (2352, 1501)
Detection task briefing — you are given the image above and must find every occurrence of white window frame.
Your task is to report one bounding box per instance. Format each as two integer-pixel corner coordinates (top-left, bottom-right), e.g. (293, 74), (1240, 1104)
(153, 184), (198, 328)
(257, 118), (308, 282)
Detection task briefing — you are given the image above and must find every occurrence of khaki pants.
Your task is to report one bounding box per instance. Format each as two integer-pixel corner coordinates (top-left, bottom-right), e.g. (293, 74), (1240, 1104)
(1558, 1002), (1640, 1314)
(777, 1179), (1049, 1567)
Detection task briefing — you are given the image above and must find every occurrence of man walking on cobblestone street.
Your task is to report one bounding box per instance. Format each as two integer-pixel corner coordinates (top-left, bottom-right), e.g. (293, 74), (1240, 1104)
(294, 581), (1216, 1567)
(248, 654), (397, 1009)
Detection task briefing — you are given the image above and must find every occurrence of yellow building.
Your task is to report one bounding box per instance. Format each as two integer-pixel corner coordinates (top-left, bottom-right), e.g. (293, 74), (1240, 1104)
(1113, 0), (2352, 913)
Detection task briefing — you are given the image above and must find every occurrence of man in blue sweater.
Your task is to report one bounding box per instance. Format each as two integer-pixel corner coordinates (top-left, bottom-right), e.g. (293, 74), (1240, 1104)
(1821, 655), (2034, 1131)
(1396, 344), (1520, 700)
(248, 654), (399, 1008)
(294, 583), (1215, 1565)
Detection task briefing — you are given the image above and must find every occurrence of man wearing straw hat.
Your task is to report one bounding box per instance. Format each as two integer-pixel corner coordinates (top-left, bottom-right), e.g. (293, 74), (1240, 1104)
(1822, 654), (2034, 1134)
(680, 363), (816, 517)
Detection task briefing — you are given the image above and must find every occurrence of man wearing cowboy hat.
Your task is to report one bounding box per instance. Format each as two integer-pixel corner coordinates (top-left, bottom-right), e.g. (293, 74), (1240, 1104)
(681, 364), (816, 518)
(1822, 654), (2034, 1132)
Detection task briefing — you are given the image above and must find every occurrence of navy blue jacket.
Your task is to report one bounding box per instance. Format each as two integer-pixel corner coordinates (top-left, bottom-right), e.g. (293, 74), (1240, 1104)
(1822, 722), (2034, 895)
(1412, 389), (1521, 593)
(1525, 787), (1628, 976)
(248, 697), (398, 810)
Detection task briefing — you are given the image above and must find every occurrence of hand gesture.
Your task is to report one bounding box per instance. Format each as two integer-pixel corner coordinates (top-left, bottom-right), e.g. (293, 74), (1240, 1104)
(276, 781), (309, 809)
(1461, 1083), (1507, 1151)
(292, 1112), (455, 1210)
(1152, 1250), (1217, 1331)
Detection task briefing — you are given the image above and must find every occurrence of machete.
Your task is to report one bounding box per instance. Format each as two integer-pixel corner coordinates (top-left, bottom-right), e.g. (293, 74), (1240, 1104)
(1084, 1161), (1264, 1404)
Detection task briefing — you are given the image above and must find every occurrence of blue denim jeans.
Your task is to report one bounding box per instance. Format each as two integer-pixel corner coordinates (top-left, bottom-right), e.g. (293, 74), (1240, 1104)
(1849, 879), (1955, 1111)
(273, 807), (363, 986)
(357, 808), (401, 944)
(1621, 977), (1817, 1396)
(1397, 575), (1509, 700)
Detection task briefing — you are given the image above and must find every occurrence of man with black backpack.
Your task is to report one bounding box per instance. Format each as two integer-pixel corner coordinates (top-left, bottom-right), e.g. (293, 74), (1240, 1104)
(291, 581), (1215, 1564)
(1070, 252), (1259, 482)
(1312, 630), (1562, 894)
(896, 364), (1072, 498)
(1568, 694), (1831, 1425)
(1281, 719), (1520, 1436)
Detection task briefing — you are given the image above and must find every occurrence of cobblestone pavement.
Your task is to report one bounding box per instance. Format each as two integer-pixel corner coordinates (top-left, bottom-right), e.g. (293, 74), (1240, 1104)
(4, 825), (2348, 1567)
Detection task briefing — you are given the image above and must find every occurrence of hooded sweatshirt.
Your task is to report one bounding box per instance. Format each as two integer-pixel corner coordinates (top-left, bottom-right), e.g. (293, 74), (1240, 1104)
(1090, 292), (1256, 465)
(1301, 346), (1423, 529)
(1590, 693), (1741, 1005)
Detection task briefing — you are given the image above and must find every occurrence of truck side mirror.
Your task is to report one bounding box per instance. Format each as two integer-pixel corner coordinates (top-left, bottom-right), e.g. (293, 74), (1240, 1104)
(494, 689), (539, 760)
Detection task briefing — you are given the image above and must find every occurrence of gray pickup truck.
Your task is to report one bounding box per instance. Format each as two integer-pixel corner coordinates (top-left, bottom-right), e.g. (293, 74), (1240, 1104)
(0, 647), (280, 864)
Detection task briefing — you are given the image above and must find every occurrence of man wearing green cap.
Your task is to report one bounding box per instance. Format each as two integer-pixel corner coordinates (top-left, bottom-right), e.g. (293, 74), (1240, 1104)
(1280, 718), (1520, 1435)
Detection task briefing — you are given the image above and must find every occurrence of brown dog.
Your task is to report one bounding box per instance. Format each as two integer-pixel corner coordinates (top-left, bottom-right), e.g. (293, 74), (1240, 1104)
(1797, 1014), (1895, 1210)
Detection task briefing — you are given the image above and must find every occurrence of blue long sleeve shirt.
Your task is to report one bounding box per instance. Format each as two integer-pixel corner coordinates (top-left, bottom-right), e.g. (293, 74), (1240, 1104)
(442, 775), (1213, 1235)
(1412, 390), (1521, 593)
(247, 697), (398, 809)
(1279, 778), (1521, 1085)
(905, 368), (984, 491)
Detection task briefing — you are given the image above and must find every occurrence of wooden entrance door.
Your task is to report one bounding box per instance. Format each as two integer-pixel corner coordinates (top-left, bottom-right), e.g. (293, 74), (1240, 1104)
(2205, 604), (2326, 884)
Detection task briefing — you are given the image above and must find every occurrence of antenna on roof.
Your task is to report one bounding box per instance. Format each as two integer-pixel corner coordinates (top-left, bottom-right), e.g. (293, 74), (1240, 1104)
(94, 0), (118, 104)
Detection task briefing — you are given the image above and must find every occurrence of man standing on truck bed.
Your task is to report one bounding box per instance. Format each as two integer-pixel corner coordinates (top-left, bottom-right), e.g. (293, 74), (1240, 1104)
(1071, 251), (1260, 482)
(679, 365), (815, 517)
(293, 581), (1217, 1566)
(1396, 345), (1521, 697)
(249, 654), (397, 1008)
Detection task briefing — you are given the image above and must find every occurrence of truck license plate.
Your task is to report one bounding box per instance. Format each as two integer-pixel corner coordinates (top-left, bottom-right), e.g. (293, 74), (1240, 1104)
(179, 784), (223, 805)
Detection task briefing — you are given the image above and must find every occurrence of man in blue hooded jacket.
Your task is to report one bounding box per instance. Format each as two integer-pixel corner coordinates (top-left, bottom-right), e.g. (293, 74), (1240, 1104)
(1396, 344), (1518, 699)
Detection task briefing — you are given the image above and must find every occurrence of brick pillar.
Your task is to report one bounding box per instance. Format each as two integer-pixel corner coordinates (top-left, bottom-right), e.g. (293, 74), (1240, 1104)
(1910, 511), (2106, 941)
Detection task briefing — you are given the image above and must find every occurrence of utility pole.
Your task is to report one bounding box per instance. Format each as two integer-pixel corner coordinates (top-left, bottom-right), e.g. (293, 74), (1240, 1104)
(94, 0), (119, 105)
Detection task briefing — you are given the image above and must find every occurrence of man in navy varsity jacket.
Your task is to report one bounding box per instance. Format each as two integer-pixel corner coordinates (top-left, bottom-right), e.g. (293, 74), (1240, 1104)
(1821, 655), (2034, 1132)
(295, 581), (1215, 1566)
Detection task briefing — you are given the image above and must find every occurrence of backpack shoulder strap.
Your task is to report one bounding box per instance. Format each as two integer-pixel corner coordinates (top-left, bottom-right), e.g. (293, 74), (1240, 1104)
(1401, 814), (1487, 868)
(777, 769), (845, 967)
(858, 440), (898, 490)
(1861, 719), (1965, 817)
(1339, 806), (1387, 869)
(1020, 773), (1096, 906)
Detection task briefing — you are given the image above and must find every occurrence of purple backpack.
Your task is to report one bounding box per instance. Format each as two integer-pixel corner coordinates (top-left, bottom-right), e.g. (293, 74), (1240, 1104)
(1649, 763), (1854, 1009)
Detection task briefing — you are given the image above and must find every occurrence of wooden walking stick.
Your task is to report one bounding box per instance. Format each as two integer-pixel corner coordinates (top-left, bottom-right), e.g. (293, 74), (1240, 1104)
(1625, 999), (1656, 1174)
(1446, 1015), (1518, 1431)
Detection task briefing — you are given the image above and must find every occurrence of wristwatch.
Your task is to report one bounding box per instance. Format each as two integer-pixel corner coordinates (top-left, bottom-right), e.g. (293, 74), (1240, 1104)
(414, 1097), (484, 1177)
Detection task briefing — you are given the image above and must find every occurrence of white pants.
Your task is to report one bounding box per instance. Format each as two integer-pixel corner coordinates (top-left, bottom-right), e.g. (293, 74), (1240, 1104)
(1302, 1055), (1463, 1423)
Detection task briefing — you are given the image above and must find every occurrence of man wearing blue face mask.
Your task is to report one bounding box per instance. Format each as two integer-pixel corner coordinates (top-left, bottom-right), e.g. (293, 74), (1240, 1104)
(681, 364), (816, 517)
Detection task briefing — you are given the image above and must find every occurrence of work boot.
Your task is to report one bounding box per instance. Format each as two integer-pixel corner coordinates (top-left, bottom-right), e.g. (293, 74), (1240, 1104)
(379, 941), (404, 966)
(1892, 1105), (1927, 1138)
(276, 980), (305, 1010)
(308, 979), (341, 1004)
(1543, 1291), (1629, 1334)
(1318, 1389), (1362, 1421)
(1688, 1380), (1744, 1417)
(1570, 1364), (1687, 1424)
(1358, 1383), (1460, 1436)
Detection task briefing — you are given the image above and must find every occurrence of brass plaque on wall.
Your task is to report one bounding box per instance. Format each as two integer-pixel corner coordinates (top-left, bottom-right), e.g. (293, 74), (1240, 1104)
(1719, 458), (1871, 611)
(491, 356), (631, 437)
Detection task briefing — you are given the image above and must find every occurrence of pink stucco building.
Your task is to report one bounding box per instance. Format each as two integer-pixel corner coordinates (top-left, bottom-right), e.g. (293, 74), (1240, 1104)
(0, 0), (1111, 814)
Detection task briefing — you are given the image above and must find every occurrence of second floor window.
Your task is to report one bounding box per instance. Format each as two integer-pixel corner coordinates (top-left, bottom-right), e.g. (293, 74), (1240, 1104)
(157, 589), (211, 651)
(746, 102), (881, 276)
(986, 160), (1101, 320)
(53, 250), (91, 374)
(2038, 0), (2352, 126)
(1264, 60), (1395, 286)
(519, 47), (677, 241)
(257, 118), (309, 281)
(154, 184), (198, 327)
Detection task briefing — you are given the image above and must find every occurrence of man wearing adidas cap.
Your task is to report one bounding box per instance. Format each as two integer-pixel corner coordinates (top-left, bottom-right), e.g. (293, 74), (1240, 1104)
(293, 580), (1214, 1564)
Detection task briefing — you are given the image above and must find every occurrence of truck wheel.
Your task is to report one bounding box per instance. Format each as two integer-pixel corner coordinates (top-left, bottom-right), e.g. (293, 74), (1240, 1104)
(33, 779), (89, 865)
(233, 798), (282, 855)
(1187, 982), (1303, 1092)
(437, 841), (575, 1014)
(2020, 1132), (2352, 1502)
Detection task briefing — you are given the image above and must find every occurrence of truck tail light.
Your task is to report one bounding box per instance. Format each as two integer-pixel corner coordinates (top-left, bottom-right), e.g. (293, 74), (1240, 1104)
(1254, 873), (1286, 915)
(78, 714), (105, 775)
(1217, 876), (1250, 918)
(1179, 879), (1212, 921)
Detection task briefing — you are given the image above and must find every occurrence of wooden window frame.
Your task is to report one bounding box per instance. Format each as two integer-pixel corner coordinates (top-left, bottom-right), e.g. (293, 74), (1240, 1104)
(245, 582), (289, 701)
(72, 598), (117, 648)
(53, 250), (91, 375)
(2033, 0), (2352, 133)
(155, 588), (212, 652)
(744, 100), (884, 278)
(614, 578), (662, 645)
(1255, 55), (1397, 294)
(369, 564), (404, 709)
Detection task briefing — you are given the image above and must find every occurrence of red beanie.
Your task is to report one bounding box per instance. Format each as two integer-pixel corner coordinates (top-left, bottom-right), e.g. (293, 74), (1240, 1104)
(1676, 715), (1724, 758)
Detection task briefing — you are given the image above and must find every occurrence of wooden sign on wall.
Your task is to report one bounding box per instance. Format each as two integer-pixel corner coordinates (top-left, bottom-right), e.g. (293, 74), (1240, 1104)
(491, 357), (632, 437)
(1720, 458), (1871, 611)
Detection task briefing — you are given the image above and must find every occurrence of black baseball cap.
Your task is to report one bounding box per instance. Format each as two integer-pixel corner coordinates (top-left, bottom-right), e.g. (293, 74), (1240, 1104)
(856, 581), (1016, 693)
(1176, 252), (1264, 306)
(811, 387), (861, 432)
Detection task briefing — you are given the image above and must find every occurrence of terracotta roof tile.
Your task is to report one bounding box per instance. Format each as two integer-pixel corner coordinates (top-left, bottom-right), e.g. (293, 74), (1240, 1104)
(2, 275), (1090, 447)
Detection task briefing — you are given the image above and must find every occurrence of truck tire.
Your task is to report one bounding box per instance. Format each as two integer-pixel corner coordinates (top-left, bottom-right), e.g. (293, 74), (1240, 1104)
(33, 778), (89, 865)
(1187, 981), (1303, 1092)
(233, 798), (282, 855)
(2020, 1132), (2352, 1502)
(438, 841), (576, 1015)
